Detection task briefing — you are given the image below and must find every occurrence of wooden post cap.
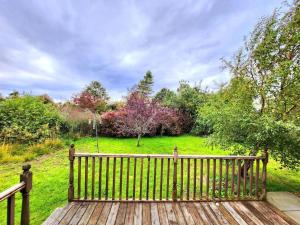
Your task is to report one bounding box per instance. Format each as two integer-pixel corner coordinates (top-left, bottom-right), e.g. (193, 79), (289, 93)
(22, 164), (31, 172)
(173, 146), (178, 163)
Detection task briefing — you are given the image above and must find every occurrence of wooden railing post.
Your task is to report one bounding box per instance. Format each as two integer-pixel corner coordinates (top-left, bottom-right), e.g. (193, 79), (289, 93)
(261, 150), (269, 200)
(20, 164), (32, 225)
(172, 146), (178, 201)
(7, 195), (15, 225)
(68, 144), (75, 202)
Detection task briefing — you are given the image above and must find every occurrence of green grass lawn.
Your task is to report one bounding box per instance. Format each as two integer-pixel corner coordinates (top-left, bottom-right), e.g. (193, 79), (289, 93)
(0, 135), (300, 224)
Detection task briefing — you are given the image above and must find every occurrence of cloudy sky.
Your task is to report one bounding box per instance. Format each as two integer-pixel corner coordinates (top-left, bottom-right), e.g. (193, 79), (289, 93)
(0, 0), (283, 101)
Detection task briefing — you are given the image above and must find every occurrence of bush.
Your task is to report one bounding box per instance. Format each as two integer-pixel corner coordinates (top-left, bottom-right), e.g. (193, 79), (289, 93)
(100, 108), (192, 137)
(0, 96), (63, 144)
(60, 103), (94, 137)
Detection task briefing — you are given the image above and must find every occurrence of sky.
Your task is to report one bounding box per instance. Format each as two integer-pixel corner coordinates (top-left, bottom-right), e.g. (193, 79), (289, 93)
(0, 0), (284, 101)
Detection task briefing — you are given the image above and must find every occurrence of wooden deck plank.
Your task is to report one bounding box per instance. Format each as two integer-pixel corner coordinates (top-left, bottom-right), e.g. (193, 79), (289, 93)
(45, 201), (294, 225)
(97, 202), (112, 225)
(221, 202), (247, 225)
(172, 203), (186, 225)
(142, 203), (151, 225)
(69, 203), (88, 225)
(217, 203), (239, 225)
(59, 203), (81, 225)
(134, 203), (143, 225)
(106, 203), (120, 225)
(78, 202), (97, 225)
(201, 202), (221, 225)
(179, 203), (195, 225)
(164, 203), (178, 225)
(242, 202), (273, 225)
(230, 202), (264, 225)
(151, 203), (160, 225)
(125, 203), (135, 225)
(87, 202), (105, 225)
(249, 201), (291, 225)
(185, 202), (205, 225)
(49, 203), (74, 225)
(193, 203), (212, 225)
(157, 203), (169, 225)
(42, 207), (64, 225)
(208, 203), (230, 225)
(115, 203), (127, 225)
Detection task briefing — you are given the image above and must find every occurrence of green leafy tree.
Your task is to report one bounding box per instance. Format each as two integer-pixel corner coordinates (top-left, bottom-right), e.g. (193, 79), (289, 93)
(200, 1), (300, 169)
(175, 81), (207, 118)
(85, 81), (109, 102)
(137, 70), (154, 96)
(154, 88), (176, 105)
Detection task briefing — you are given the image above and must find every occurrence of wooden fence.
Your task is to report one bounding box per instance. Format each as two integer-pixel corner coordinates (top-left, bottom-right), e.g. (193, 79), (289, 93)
(68, 145), (268, 202)
(0, 165), (32, 225)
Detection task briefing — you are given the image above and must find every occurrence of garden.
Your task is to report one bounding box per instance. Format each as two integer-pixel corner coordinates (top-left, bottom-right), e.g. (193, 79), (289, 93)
(0, 1), (300, 224)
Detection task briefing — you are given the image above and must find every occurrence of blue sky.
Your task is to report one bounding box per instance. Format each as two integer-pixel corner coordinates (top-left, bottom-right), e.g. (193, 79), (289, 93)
(0, 0), (283, 101)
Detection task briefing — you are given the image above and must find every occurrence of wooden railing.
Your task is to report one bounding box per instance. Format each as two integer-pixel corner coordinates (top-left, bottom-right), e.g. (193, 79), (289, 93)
(0, 164), (32, 225)
(68, 145), (268, 202)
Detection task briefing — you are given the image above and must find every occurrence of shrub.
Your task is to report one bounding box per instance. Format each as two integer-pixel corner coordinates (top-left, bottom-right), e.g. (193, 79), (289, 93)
(0, 96), (63, 144)
(60, 103), (94, 137)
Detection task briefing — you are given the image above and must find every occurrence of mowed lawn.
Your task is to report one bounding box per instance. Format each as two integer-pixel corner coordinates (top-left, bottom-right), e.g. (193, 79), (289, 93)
(1, 135), (300, 224)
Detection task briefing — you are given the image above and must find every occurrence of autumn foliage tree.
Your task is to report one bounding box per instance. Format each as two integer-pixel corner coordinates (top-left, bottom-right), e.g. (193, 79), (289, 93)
(122, 91), (160, 146)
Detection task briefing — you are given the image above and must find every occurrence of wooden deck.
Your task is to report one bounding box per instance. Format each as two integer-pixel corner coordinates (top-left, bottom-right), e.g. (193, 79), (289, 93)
(43, 201), (298, 225)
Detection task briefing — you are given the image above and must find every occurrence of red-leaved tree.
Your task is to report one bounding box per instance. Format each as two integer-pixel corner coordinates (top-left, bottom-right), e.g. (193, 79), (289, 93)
(122, 91), (160, 146)
(72, 91), (104, 113)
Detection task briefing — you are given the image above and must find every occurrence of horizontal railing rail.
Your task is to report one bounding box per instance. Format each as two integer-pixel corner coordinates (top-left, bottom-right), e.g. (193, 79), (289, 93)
(68, 145), (268, 202)
(0, 165), (32, 225)
(74, 152), (265, 159)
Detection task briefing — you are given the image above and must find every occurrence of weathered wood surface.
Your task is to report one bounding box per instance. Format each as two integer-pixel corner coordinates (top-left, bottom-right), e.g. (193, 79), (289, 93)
(43, 201), (297, 225)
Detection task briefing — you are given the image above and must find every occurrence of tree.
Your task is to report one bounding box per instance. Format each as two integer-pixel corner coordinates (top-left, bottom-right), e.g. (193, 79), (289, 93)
(200, 1), (300, 169)
(73, 91), (105, 113)
(122, 91), (160, 146)
(9, 90), (20, 98)
(85, 81), (109, 102)
(137, 70), (154, 96)
(154, 88), (176, 105)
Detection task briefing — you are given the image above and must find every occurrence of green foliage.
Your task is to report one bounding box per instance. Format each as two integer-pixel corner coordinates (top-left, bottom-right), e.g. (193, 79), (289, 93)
(137, 70), (154, 96)
(0, 95), (63, 144)
(156, 81), (207, 118)
(85, 81), (109, 101)
(154, 88), (176, 103)
(200, 2), (300, 169)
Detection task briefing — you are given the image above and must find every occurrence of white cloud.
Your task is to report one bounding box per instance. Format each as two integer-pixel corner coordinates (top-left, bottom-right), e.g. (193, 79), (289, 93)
(0, 0), (283, 100)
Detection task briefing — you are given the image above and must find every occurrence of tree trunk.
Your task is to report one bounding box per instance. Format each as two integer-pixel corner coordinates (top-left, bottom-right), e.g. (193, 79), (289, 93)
(240, 145), (260, 177)
(136, 134), (141, 147)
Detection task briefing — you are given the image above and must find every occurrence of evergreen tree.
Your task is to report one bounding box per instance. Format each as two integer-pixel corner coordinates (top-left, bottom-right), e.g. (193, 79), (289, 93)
(85, 81), (109, 101)
(137, 71), (154, 96)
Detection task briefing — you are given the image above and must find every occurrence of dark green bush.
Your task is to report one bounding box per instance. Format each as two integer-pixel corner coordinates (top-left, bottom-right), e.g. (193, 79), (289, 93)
(0, 95), (63, 144)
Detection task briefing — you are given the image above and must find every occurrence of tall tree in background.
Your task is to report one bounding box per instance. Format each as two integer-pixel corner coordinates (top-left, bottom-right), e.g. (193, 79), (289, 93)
(200, 1), (300, 169)
(85, 81), (109, 101)
(137, 70), (154, 96)
(73, 81), (110, 151)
